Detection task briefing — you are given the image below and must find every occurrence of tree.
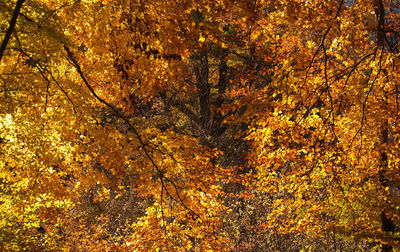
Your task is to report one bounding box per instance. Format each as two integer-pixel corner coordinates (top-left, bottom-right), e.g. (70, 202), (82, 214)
(1, 0), (249, 250)
(1, 0), (400, 251)
(247, 0), (400, 250)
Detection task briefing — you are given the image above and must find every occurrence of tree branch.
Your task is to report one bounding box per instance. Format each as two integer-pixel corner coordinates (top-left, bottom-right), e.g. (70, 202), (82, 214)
(63, 45), (200, 219)
(0, 0), (25, 63)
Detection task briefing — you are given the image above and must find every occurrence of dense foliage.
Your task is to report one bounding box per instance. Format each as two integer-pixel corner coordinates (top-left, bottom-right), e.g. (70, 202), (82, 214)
(1, 0), (400, 251)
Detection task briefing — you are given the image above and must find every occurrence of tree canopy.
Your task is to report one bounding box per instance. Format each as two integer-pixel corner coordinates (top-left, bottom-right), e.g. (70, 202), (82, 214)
(1, 0), (400, 251)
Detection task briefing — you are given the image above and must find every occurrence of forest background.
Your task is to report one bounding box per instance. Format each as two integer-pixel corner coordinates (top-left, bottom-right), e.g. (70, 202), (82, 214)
(1, 0), (400, 251)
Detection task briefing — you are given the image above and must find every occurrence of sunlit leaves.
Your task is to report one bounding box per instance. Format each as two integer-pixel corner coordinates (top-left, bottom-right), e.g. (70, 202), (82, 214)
(247, 0), (400, 248)
(2, 0), (400, 250)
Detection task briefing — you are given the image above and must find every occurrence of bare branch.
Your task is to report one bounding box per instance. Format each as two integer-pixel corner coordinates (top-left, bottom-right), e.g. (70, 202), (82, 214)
(0, 0), (25, 63)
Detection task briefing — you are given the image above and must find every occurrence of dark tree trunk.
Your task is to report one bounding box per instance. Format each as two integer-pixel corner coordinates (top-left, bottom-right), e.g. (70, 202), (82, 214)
(380, 119), (394, 252)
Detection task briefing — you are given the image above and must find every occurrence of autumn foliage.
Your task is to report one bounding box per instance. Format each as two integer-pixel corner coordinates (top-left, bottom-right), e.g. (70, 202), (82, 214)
(1, 0), (400, 251)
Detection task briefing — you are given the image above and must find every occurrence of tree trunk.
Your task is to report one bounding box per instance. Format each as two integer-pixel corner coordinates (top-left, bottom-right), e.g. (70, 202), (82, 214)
(379, 119), (394, 252)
